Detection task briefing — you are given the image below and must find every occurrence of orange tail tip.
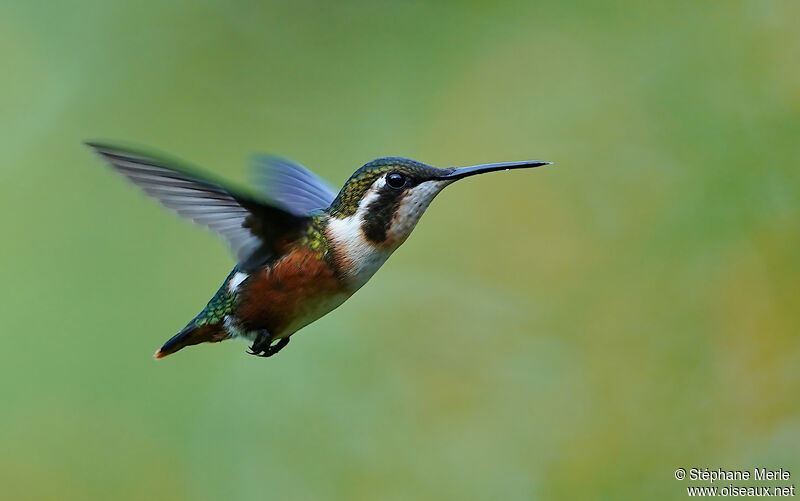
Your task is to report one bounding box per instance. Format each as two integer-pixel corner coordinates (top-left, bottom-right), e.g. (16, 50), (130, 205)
(153, 349), (167, 360)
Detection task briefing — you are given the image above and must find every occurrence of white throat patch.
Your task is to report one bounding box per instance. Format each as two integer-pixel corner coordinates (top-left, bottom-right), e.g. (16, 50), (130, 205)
(325, 178), (449, 290)
(326, 181), (389, 288)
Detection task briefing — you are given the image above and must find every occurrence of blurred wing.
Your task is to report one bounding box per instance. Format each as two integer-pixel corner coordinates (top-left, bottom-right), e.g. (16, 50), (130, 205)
(88, 142), (308, 270)
(251, 155), (337, 215)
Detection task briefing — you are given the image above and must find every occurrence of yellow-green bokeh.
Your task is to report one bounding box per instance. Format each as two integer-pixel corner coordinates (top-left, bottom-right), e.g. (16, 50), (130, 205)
(1, 1), (798, 499)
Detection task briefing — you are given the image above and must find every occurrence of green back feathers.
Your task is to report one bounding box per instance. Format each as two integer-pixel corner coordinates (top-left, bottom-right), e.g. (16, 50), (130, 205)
(193, 268), (239, 327)
(301, 214), (333, 256)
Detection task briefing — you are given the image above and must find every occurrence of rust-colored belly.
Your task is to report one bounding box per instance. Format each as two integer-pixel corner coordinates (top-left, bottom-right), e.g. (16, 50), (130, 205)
(236, 247), (348, 338)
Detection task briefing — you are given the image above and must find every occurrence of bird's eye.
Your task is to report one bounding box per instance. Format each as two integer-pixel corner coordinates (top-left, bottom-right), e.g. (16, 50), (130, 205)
(386, 172), (407, 189)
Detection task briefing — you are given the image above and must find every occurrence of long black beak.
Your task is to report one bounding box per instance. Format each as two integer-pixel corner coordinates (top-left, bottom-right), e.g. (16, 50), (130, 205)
(437, 160), (551, 180)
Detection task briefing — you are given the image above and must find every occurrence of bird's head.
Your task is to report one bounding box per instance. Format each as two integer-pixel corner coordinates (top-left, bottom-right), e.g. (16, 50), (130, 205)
(326, 157), (550, 248)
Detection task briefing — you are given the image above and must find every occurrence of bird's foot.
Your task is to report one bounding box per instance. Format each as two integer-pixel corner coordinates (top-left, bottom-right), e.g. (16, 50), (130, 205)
(247, 331), (290, 358)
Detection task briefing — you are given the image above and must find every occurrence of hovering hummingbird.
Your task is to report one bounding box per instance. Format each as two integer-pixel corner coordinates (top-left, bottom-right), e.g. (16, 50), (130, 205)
(87, 142), (550, 359)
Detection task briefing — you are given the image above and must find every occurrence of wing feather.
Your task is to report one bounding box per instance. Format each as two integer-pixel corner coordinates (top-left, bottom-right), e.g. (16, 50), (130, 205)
(88, 142), (307, 270)
(250, 155), (337, 215)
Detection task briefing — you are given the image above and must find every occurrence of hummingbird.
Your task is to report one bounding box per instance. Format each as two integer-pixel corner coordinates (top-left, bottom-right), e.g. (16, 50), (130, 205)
(87, 142), (550, 359)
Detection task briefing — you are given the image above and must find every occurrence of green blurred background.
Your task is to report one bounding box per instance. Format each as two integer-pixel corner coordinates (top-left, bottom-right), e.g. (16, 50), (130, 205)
(1, 1), (798, 499)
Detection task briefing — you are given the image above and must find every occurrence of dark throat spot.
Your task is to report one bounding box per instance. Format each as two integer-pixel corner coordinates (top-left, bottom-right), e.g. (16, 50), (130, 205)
(361, 188), (405, 243)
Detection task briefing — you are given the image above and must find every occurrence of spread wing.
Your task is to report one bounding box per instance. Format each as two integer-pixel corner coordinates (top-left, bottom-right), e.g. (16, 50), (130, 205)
(250, 155), (337, 216)
(87, 142), (309, 271)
